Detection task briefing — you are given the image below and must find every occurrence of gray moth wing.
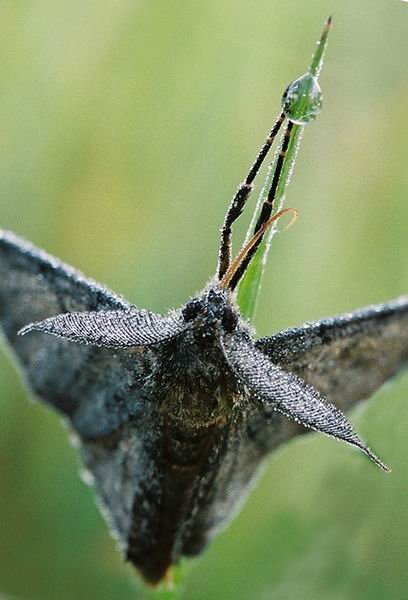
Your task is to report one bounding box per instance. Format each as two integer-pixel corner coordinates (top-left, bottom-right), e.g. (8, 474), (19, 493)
(0, 229), (183, 581)
(19, 306), (185, 348)
(256, 296), (408, 414)
(222, 334), (389, 471)
(0, 229), (183, 438)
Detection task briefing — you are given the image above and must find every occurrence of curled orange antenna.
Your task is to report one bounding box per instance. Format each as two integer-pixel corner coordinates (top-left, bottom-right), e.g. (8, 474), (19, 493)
(220, 207), (298, 290)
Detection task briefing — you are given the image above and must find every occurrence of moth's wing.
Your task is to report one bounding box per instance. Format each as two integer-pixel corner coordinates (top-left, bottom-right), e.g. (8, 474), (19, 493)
(20, 308), (185, 348)
(0, 230), (179, 438)
(0, 230), (187, 578)
(0, 229), (130, 328)
(256, 296), (408, 413)
(222, 335), (389, 470)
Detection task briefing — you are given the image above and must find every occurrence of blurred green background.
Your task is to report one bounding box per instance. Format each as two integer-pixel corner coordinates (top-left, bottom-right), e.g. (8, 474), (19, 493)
(0, 1), (407, 599)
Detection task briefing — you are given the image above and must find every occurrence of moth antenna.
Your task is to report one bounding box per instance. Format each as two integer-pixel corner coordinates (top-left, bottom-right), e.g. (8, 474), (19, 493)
(220, 207), (298, 290)
(254, 120), (294, 234)
(217, 111), (286, 281)
(229, 120), (295, 289)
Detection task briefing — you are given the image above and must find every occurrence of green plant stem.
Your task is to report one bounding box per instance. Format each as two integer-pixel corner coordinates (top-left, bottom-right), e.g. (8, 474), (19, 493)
(237, 17), (331, 323)
(237, 124), (303, 321)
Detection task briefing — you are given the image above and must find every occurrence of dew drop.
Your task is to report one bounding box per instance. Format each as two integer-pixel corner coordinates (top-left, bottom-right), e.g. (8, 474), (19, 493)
(281, 72), (322, 125)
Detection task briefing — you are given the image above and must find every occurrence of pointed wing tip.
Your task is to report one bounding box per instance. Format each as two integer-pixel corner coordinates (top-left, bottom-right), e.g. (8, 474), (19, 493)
(374, 458), (391, 474)
(18, 323), (36, 336)
(364, 446), (391, 473)
(18, 321), (49, 337)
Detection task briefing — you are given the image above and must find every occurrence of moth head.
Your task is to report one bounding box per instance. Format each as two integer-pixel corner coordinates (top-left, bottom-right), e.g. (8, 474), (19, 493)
(182, 286), (238, 334)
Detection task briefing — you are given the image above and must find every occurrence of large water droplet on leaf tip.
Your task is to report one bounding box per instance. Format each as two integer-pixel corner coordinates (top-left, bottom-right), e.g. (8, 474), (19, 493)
(281, 72), (322, 125)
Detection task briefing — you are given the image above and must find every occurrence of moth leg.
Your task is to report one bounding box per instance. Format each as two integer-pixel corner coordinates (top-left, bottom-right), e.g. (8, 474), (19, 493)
(228, 120), (295, 290)
(217, 111), (286, 279)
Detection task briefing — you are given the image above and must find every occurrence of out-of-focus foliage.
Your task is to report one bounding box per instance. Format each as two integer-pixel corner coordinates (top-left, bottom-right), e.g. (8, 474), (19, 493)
(0, 1), (407, 599)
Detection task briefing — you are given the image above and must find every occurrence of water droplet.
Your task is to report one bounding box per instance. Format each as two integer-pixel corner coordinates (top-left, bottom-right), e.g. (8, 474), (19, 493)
(281, 72), (322, 125)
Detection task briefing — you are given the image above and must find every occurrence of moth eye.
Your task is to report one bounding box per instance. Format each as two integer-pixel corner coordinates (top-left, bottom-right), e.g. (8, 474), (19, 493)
(222, 308), (238, 333)
(182, 299), (204, 322)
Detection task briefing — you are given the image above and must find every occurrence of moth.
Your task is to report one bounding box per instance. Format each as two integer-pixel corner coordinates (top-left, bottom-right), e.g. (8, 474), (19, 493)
(1, 33), (408, 589)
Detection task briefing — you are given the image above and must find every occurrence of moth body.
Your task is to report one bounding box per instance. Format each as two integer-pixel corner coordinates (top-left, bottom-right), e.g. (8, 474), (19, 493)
(75, 288), (265, 582)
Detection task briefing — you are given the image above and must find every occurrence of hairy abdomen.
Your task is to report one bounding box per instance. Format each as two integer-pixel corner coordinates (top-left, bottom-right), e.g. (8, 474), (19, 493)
(126, 413), (231, 583)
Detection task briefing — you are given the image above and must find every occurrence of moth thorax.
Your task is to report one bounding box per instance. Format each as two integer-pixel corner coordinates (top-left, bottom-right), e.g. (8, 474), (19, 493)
(162, 388), (233, 428)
